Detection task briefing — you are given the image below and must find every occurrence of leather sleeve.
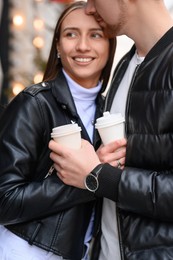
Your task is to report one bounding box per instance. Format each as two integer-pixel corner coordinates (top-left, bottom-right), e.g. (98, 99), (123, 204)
(0, 91), (95, 225)
(95, 160), (173, 222)
(118, 167), (173, 222)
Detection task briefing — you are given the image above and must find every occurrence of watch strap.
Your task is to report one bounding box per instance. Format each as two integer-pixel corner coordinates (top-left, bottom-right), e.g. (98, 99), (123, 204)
(84, 164), (103, 192)
(91, 163), (103, 177)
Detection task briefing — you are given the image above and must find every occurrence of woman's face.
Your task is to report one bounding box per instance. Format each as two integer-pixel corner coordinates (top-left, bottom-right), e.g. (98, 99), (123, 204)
(57, 8), (109, 88)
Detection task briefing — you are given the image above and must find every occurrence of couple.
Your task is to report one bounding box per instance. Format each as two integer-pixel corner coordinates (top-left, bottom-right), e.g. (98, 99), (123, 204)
(1, 0), (173, 260)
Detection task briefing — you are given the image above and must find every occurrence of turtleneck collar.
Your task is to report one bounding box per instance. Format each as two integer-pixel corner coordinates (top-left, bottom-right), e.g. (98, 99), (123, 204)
(62, 69), (102, 101)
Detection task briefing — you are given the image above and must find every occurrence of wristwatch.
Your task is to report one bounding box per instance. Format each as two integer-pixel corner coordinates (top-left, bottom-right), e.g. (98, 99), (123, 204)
(84, 164), (103, 192)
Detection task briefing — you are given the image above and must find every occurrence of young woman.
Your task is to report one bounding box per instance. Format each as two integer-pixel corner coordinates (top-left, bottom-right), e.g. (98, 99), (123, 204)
(0, 1), (116, 259)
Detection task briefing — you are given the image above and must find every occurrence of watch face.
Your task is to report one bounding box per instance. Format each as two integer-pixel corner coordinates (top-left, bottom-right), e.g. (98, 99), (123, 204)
(85, 174), (99, 192)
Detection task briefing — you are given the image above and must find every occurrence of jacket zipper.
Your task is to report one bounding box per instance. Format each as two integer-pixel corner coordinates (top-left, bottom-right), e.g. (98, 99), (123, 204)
(117, 207), (125, 260)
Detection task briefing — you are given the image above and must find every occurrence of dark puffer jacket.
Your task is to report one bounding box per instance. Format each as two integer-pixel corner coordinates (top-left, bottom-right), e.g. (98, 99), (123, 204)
(0, 71), (104, 259)
(91, 27), (173, 260)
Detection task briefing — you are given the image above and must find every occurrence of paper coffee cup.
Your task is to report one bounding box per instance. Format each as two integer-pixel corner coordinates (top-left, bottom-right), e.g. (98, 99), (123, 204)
(95, 111), (125, 145)
(51, 123), (81, 149)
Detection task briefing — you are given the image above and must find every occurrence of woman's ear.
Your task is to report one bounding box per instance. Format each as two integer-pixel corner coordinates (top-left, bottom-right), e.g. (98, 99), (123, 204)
(56, 44), (61, 59)
(57, 52), (61, 59)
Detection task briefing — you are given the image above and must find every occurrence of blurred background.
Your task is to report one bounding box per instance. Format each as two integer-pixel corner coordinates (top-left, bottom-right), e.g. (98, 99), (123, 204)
(0, 0), (173, 105)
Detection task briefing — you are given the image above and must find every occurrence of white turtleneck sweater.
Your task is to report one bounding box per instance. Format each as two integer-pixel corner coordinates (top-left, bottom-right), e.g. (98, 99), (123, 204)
(63, 69), (102, 142)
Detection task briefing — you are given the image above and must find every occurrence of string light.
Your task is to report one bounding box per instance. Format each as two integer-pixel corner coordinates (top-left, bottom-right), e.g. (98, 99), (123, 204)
(12, 82), (25, 96)
(9, 0), (66, 102)
(33, 18), (44, 30)
(12, 14), (24, 27)
(33, 36), (44, 48)
(34, 72), (44, 83)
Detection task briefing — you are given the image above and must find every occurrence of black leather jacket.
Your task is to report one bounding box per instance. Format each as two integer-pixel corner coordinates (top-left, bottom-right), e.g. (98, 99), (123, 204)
(0, 71), (104, 259)
(92, 27), (173, 260)
(0, 104), (5, 117)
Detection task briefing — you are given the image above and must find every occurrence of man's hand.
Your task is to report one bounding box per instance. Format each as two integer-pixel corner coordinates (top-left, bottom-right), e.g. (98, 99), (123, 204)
(49, 139), (100, 189)
(49, 138), (127, 189)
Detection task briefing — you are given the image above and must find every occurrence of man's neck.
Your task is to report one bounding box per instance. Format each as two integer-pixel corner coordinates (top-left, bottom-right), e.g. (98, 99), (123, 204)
(125, 1), (173, 56)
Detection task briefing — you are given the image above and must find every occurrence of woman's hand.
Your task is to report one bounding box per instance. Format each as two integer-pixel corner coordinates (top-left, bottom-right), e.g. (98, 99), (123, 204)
(96, 138), (127, 169)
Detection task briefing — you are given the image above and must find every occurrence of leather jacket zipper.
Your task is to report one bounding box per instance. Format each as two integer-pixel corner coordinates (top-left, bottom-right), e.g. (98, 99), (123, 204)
(117, 207), (124, 260)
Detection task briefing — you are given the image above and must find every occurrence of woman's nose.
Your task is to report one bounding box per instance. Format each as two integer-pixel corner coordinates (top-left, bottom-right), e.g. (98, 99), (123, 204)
(75, 37), (91, 52)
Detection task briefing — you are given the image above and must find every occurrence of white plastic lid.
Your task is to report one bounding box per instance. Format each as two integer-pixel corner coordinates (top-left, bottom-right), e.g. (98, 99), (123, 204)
(51, 123), (81, 137)
(95, 111), (125, 128)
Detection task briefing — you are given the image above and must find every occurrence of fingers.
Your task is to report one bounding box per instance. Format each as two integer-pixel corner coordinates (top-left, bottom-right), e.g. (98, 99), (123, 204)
(99, 147), (126, 164)
(49, 140), (69, 157)
(49, 138), (101, 188)
(97, 138), (127, 167)
(116, 158), (125, 169)
(97, 141), (126, 162)
(109, 157), (126, 168)
(49, 139), (91, 156)
(98, 138), (127, 154)
(104, 138), (127, 150)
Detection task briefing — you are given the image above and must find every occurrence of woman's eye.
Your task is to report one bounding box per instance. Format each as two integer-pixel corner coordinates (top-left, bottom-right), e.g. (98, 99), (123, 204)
(66, 32), (76, 38)
(91, 33), (103, 39)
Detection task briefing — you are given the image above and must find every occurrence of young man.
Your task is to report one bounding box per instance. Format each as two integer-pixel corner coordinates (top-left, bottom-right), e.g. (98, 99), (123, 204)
(49, 0), (173, 259)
